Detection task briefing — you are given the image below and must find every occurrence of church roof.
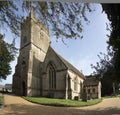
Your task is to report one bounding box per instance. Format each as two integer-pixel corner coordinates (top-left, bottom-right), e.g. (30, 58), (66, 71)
(50, 46), (85, 79)
(83, 77), (100, 86)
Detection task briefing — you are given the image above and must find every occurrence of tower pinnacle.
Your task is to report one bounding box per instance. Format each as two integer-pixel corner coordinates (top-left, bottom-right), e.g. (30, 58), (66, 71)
(29, 0), (32, 13)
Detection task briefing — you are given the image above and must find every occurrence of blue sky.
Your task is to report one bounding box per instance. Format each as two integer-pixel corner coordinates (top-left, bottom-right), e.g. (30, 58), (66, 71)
(51, 4), (110, 74)
(1, 4), (110, 85)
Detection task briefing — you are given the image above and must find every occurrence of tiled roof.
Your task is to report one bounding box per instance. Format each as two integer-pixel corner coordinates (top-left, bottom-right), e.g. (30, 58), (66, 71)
(83, 77), (99, 86)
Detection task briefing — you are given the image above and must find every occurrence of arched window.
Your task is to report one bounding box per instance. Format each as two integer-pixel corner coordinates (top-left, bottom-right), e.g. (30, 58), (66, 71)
(49, 64), (56, 89)
(74, 77), (78, 91)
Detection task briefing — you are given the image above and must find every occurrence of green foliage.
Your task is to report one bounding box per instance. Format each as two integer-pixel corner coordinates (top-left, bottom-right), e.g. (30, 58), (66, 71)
(0, 1), (93, 81)
(22, 2), (92, 40)
(0, 34), (15, 80)
(91, 51), (117, 96)
(0, 1), (92, 40)
(0, 1), (20, 36)
(91, 51), (120, 96)
(91, 52), (113, 76)
(91, 4), (120, 96)
(23, 96), (101, 107)
(102, 4), (120, 81)
(117, 94), (120, 98)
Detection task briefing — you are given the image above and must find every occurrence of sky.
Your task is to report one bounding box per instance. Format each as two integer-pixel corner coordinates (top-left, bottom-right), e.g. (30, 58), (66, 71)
(0, 3), (110, 85)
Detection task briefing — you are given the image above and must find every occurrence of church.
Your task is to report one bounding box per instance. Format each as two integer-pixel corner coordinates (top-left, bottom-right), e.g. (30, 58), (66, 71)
(12, 12), (101, 100)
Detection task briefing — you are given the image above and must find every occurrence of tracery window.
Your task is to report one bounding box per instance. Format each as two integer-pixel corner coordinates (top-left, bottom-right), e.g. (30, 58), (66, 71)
(74, 77), (78, 91)
(49, 64), (56, 89)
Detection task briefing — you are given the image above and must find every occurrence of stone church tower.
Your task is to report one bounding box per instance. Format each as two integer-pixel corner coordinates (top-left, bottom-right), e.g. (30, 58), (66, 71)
(13, 12), (50, 96)
(12, 12), (85, 99)
(13, 12), (101, 99)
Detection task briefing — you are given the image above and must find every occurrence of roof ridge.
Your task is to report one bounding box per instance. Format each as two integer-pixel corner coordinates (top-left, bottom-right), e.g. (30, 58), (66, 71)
(49, 46), (68, 69)
(50, 46), (85, 79)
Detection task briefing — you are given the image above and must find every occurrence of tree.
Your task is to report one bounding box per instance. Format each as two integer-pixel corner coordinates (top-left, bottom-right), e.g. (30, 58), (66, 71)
(102, 4), (120, 81)
(0, 34), (15, 80)
(0, 1), (93, 39)
(0, 1), (93, 80)
(0, 1), (20, 36)
(22, 2), (93, 40)
(0, 1), (18, 80)
(90, 4), (120, 96)
(91, 51), (115, 96)
(100, 4), (120, 84)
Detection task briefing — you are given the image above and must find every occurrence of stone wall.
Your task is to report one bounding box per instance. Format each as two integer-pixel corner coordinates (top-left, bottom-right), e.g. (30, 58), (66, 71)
(83, 82), (101, 99)
(68, 70), (84, 99)
(12, 12), (86, 99)
(42, 67), (67, 98)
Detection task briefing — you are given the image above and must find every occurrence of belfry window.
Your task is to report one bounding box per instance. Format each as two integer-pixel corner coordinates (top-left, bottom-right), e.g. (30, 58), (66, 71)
(49, 64), (56, 89)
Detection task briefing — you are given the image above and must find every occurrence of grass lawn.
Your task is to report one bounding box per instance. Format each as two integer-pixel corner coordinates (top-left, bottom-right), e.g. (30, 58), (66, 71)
(23, 96), (102, 107)
(117, 94), (120, 97)
(0, 94), (3, 106)
(103, 94), (120, 99)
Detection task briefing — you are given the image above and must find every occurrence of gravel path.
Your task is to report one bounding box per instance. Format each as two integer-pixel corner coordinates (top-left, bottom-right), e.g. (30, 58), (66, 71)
(0, 94), (120, 115)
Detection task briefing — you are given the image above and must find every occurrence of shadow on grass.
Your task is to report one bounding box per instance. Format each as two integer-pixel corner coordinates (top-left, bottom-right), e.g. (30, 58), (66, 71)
(1, 103), (120, 115)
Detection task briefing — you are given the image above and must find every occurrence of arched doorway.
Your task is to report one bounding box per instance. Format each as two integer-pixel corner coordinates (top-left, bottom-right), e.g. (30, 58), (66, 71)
(22, 81), (26, 96)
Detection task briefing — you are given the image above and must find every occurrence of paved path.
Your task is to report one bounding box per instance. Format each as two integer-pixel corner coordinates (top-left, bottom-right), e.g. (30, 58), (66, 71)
(0, 94), (120, 115)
